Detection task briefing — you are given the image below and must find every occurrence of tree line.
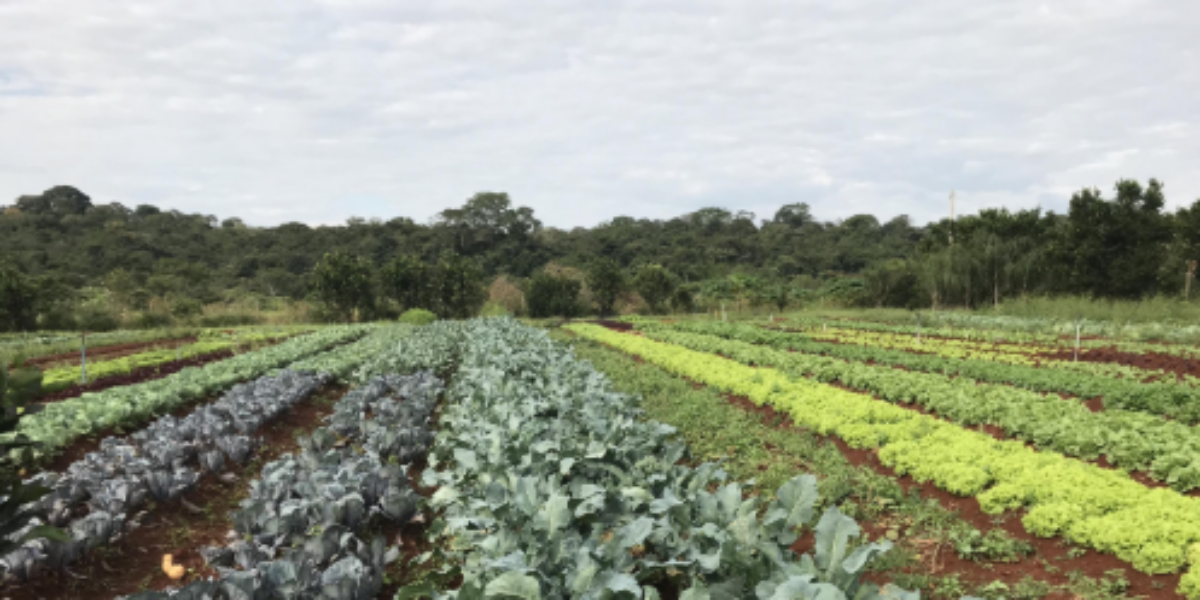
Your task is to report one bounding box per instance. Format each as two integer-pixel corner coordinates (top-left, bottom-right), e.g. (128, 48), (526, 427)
(1, 178), (1199, 329)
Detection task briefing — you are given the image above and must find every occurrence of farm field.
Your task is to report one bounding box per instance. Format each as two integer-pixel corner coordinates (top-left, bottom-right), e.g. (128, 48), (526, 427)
(562, 312), (1200, 598)
(2, 315), (1199, 599)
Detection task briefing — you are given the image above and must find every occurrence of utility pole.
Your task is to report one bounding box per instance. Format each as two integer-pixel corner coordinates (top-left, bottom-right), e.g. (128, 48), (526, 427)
(948, 190), (956, 246)
(947, 190), (955, 308)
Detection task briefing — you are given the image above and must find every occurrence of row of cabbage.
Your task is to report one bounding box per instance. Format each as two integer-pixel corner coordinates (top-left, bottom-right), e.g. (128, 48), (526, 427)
(568, 324), (1200, 596)
(283, 324), (414, 380)
(7, 325), (370, 463)
(2, 370), (327, 582)
(124, 331), (450, 599)
(419, 318), (917, 600)
(645, 320), (1200, 423)
(632, 324), (1200, 491)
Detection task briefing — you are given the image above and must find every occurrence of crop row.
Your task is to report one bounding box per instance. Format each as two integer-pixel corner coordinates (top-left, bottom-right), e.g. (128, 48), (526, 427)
(7, 325), (370, 463)
(420, 318), (916, 599)
(125, 372), (442, 599)
(0, 325), (314, 365)
(777, 315), (1200, 358)
(0, 329), (200, 362)
(3, 370), (327, 582)
(567, 323), (1200, 596)
(793, 324), (1176, 384)
(38, 333), (279, 394)
(123, 324), (454, 599)
(649, 320), (1200, 423)
(634, 324), (1200, 491)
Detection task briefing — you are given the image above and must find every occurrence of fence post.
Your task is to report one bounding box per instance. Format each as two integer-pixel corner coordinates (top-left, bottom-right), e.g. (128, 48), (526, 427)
(1080, 316), (1089, 362)
(916, 313), (922, 345)
(80, 332), (87, 384)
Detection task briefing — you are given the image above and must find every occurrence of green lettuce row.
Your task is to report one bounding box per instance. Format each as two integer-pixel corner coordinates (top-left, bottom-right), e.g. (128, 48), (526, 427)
(645, 319), (1200, 423)
(778, 314), (1200, 356)
(796, 325), (1180, 384)
(635, 326), (1200, 492)
(8, 326), (371, 462)
(39, 335), (279, 393)
(567, 323), (1200, 597)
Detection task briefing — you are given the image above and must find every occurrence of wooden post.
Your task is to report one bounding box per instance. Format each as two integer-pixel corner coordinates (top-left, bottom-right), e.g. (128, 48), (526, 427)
(1080, 316), (1089, 362)
(1187, 261), (1197, 300)
(823, 315), (827, 332)
(916, 312), (921, 345)
(80, 332), (88, 384)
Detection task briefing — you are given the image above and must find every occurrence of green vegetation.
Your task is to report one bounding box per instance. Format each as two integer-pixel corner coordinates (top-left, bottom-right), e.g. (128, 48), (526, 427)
(567, 323), (1200, 594)
(398, 308), (437, 326)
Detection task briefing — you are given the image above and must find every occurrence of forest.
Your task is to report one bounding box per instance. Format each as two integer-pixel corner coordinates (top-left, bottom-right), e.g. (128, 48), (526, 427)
(1, 178), (1199, 330)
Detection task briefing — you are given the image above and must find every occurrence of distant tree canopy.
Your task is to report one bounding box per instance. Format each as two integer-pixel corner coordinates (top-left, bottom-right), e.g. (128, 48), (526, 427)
(2, 179), (1199, 327)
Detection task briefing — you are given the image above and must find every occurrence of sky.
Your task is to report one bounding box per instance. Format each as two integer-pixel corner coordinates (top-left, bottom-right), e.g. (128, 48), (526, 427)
(1, 1), (1197, 229)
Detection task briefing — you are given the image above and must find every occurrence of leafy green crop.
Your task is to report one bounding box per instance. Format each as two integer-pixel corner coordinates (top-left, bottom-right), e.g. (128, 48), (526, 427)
(3, 326), (370, 463)
(419, 318), (915, 599)
(649, 320), (1200, 423)
(568, 323), (1200, 597)
(635, 323), (1200, 492)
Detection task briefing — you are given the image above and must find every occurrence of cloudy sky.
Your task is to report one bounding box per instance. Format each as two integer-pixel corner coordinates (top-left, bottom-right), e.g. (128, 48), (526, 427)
(1, 1), (1196, 228)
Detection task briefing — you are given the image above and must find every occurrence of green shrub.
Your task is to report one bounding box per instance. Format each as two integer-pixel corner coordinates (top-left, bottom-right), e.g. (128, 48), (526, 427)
(75, 305), (119, 332)
(526, 271), (583, 318)
(171, 298), (203, 319)
(197, 313), (262, 328)
(131, 311), (174, 329)
(480, 301), (511, 318)
(398, 308), (437, 326)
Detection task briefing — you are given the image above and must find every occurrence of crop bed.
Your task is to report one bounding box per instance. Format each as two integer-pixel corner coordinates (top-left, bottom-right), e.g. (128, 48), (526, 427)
(18, 315), (1193, 599)
(574, 319), (1200, 598)
(31, 349), (238, 405)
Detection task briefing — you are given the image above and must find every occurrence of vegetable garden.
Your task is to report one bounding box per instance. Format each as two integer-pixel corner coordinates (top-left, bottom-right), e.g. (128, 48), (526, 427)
(1, 313), (1198, 598)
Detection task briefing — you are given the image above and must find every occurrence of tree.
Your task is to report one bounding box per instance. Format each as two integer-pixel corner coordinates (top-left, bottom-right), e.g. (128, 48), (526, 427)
(1056, 179), (1170, 298)
(585, 258), (625, 316)
(0, 266), (38, 332)
(633, 264), (676, 313)
(526, 271), (582, 318)
(380, 254), (432, 311)
(430, 251), (486, 319)
(761, 283), (791, 313)
(671, 284), (696, 313)
(310, 251), (374, 322)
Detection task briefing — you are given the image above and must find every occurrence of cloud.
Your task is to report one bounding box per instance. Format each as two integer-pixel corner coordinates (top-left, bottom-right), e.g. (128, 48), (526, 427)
(1, 0), (1197, 228)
